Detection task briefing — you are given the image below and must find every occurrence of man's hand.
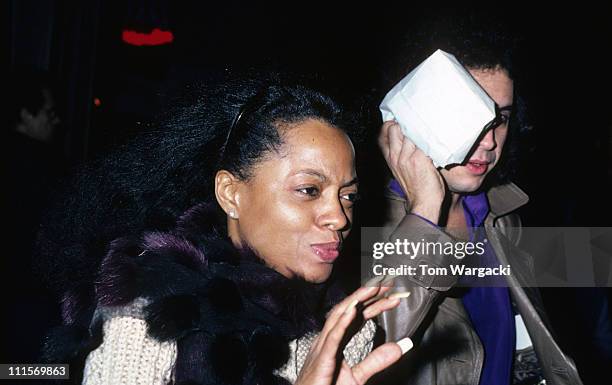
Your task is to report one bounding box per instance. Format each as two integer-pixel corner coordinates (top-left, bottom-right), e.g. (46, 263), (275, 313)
(378, 121), (446, 224)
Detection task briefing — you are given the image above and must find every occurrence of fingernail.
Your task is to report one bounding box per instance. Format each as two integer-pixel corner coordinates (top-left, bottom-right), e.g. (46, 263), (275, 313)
(364, 275), (385, 287)
(345, 299), (359, 314)
(388, 291), (411, 300)
(363, 294), (384, 306)
(397, 337), (413, 354)
(381, 275), (396, 286)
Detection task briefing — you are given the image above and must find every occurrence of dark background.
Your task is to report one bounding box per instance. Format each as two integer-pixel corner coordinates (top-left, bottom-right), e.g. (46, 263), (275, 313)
(4, 1), (612, 383)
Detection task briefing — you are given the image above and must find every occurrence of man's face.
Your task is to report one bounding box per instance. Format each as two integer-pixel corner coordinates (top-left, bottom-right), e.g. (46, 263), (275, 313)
(439, 67), (514, 193)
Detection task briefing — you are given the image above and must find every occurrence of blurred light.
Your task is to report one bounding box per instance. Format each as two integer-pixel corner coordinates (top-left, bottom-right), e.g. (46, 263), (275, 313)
(93, 97), (101, 107)
(122, 28), (174, 46)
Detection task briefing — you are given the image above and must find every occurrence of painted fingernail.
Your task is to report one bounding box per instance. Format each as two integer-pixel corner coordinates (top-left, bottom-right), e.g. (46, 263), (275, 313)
(345, 299), (359, 314)
(363, 294), (384, 306)
(397, 337), (413, 354)
(388, 291), (411, 300)
(364, 275), (385, 287)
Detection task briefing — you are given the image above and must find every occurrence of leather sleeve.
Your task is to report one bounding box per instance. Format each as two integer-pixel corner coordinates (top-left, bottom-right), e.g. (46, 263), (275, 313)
(377, 212), (464, 342)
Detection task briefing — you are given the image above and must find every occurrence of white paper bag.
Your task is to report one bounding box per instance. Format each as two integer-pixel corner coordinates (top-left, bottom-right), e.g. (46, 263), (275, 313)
(379, 49), (496, 167)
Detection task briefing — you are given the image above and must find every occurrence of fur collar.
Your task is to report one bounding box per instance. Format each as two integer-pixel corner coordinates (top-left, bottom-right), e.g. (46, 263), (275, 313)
(43, 202), (344, 384)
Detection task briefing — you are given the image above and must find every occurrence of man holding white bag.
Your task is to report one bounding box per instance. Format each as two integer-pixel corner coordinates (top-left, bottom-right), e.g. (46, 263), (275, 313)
(374, 13), (582, 385)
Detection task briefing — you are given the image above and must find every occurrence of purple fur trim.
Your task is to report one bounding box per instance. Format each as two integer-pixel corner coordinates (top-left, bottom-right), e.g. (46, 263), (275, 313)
(96, 237), (140, 307)
(143, 232), (208, 270)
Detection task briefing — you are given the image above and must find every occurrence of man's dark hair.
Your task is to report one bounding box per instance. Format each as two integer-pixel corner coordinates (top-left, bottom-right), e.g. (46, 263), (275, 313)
(381, 10), (529, 186)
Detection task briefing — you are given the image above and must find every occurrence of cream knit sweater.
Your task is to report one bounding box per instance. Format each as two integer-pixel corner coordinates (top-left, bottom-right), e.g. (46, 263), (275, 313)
(82, 297), (377, 385)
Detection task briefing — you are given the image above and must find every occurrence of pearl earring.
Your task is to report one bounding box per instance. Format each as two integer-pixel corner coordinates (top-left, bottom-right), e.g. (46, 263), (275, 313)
(229, 210), (237, 219)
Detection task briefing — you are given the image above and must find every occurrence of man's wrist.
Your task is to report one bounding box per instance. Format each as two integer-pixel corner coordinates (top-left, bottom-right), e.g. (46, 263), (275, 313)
(410, 203), (440, 225)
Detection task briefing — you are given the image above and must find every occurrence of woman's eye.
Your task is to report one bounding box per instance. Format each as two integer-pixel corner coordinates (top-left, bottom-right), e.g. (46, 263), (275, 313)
(341, 192), (360, 203)
(499, 113), (510, 124)
(297, 187), (319, 197)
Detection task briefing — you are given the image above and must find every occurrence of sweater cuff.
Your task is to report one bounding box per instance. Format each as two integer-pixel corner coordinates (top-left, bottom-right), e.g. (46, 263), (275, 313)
(83, 303), (177, 385)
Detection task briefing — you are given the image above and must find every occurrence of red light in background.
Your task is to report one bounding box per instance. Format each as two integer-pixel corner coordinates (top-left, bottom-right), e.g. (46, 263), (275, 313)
(93, 97), (101, 107)
(122, 28), (174, 46)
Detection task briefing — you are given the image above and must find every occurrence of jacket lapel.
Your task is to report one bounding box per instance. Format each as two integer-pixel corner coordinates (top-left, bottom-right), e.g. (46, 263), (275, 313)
(484, 184), (554, 325)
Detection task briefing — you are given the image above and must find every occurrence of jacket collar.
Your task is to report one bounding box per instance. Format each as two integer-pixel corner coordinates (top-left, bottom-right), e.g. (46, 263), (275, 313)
(485, 182), (529, 219)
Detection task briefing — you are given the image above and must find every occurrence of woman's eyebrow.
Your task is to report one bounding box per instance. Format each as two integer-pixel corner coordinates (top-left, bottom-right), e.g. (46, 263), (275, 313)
(296, 169), (327, 181)
(295, 170), (358, 187)
(341, 177), (359, 188)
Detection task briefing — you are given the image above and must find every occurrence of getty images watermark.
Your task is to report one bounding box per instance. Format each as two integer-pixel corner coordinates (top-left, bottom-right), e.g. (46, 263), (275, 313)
(360, 227), (612, 288)
(371, 238), (511, 278)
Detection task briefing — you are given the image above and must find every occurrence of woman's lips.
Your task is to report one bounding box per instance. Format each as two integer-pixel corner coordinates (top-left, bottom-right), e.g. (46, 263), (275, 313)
(465, 160), (490, 175)
(311, 242), (340, 263)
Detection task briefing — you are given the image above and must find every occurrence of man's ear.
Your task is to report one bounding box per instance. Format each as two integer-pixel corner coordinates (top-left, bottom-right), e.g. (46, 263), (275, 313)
(215, 170), (242, 218)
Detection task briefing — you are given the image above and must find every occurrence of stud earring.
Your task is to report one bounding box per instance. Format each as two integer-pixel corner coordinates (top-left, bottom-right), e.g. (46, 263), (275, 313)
(229, 210), (237, 219)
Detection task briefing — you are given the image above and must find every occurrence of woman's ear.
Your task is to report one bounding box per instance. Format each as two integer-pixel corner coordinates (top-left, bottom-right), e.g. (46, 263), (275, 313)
(214, 170), (241, 219)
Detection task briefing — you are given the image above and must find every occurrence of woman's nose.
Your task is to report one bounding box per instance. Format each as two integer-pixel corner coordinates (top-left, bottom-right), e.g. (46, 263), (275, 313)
(321, 199), (350, 232)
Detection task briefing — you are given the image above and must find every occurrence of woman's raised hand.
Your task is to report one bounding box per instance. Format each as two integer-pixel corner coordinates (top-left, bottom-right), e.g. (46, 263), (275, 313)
(295, 284), (413, 385)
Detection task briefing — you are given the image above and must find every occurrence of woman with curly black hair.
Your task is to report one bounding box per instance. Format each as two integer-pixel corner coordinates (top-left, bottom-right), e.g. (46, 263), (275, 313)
(37, 74), (413, 384)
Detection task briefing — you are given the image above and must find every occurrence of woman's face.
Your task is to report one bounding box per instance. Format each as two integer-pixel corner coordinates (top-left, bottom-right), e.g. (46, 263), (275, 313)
(222, 118), (358, 283)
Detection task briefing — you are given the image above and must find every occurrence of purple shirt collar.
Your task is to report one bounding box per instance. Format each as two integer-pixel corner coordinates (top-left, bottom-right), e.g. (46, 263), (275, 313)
(462, 191), (489, 228)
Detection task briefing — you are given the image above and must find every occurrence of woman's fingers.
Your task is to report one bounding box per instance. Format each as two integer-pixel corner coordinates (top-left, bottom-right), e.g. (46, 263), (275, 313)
(322, 285), (381, 334)
(316, 284), (403, 366)
(319, 285), (391, 355)
(318, 299), (360, 361)
(362, 296), (401, 320)
(351, 339), (413, 385)
(325, 285), (396, 326)
(299, 282), (412, 385)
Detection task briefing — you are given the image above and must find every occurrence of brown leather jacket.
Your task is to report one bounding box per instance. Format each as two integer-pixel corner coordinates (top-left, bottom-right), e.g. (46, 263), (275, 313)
(376, 183), (583, 385)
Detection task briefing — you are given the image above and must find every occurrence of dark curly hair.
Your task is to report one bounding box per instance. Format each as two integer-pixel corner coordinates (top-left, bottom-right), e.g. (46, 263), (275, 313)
(381, 10), (530, 186)
(35, 72), (358, 297)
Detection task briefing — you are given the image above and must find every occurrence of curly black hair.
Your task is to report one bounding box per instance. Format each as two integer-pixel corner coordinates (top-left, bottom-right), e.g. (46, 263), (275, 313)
(381, 9), (530, 187)
(34, 72), (358, 296)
